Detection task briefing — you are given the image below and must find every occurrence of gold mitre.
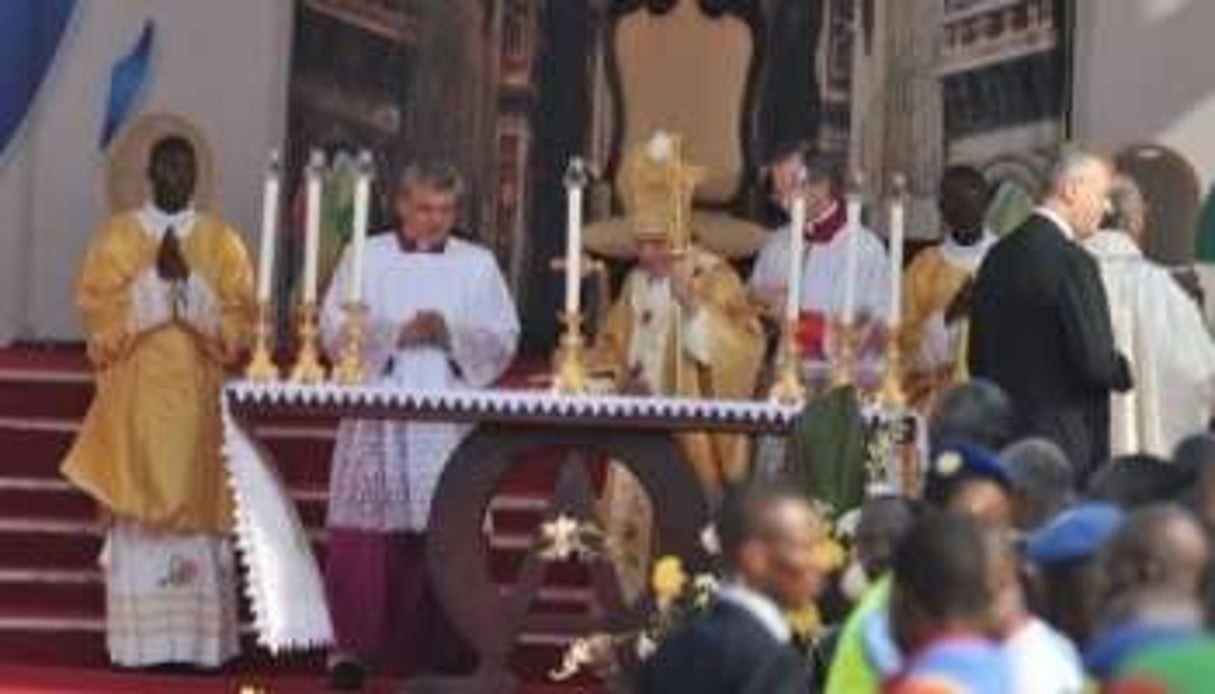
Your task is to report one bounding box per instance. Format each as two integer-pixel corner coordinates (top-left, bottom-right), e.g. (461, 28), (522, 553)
(585, 131), (722, 258)
(621, 131), (705, 246)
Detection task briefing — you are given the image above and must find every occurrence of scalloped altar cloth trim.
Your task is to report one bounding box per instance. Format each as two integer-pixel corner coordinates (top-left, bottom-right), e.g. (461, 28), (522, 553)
(225, 381), (805, 427)
(223, 402), (334, 653)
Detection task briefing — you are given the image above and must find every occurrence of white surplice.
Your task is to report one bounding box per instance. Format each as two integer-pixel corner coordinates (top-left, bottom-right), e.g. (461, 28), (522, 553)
(749, 223), (891, 323)
(321, 233), (520, 531)
(1085, 230), (1215, 458)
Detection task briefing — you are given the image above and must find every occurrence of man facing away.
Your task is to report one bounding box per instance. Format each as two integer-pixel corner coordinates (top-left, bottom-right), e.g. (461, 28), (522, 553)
(1083, 174), (1215, 459)
(320, 162), (520, 688)
(900, 166), (998, 409)
(638, 484), (816, 694)
(969, 149), (1133, 481)
(885, 512), (1010, 694)
(62, 135), (256, 667)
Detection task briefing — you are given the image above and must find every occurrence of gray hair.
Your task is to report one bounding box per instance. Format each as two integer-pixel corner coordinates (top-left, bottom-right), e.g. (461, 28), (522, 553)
(1000, 438), (1075, 530)
(1045, 147), (1107, 198)
(397, 160), (464, 198)
(1105, 174), (1147, 236)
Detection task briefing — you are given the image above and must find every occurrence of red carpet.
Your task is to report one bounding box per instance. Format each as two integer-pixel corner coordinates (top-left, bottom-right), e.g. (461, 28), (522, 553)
(0, 664), (601, 693)
(0, 346), (602, 692)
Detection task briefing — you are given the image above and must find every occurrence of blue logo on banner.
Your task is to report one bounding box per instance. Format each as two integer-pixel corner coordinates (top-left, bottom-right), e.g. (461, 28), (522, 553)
(100, 19), (155, 151)
(0, 0), (77, 158)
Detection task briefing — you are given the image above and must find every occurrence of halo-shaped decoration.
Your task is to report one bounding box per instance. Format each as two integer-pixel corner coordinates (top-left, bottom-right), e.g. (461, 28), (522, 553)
(106, 112), (218, 214)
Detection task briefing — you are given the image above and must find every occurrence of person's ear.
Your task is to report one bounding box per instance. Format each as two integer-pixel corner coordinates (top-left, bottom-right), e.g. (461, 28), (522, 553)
(737, 540), (767, 577)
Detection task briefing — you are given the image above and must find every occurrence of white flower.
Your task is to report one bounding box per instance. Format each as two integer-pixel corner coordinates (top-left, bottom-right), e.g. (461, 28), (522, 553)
(635, 633), (659, 661)
(549, 637), (595, 681)
(835, 508), (861, 540)
(539, 514), (584, 562)
(647, 131), (674, 162)
(699, 523), (721, 556)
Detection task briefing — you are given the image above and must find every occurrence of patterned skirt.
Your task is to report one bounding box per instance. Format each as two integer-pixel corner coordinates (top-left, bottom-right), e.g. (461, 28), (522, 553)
(103, 518), (240, 667)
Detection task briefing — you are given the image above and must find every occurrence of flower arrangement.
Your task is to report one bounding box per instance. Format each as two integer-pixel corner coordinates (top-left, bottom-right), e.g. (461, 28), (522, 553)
(548, 508), (846, 683)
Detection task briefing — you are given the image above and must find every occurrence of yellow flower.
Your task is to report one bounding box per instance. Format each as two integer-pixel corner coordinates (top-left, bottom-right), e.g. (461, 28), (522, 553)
(810, 537), (847, 572)
(651, 556), (688, 604)
(786, 604), (823, 640)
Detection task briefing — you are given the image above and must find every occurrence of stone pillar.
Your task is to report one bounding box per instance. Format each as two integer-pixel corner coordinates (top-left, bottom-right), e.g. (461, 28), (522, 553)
(401, 0), (493, 234)
(880, 0), (944, 239)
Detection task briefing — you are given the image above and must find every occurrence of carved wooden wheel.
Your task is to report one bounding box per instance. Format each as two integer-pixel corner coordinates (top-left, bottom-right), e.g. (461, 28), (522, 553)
(422, 425), (709, 690)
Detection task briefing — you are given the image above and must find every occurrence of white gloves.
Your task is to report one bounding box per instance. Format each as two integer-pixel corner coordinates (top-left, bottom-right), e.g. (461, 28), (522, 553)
(127, 271), (220, 337)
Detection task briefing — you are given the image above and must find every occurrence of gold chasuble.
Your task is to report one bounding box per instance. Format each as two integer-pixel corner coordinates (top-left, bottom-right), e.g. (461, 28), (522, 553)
(590, 133), (764, 497)
(63, 212), (256, 533)
(597, 246), (764, 493)
(898, 233), (995, 408)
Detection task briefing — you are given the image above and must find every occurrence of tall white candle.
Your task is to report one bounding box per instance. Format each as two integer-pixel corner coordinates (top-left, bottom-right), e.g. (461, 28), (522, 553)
(842, 192), (862, 325)
(563, 158), (586, 317)
(348, 150), (373, 305)
(785, 185), (807, 322)
(256, 152), (281, 303)
(302, 149), (325, 304)
(887, 175), (907, 328)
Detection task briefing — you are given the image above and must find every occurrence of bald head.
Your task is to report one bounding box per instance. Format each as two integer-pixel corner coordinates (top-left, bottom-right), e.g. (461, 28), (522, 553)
(1043, 148), (1113, 239)
(1103, 504), (1210, 602)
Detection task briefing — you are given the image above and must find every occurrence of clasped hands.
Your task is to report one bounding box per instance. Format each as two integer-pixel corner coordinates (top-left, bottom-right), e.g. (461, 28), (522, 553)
(397, 311), (450, 351)
(130, 232), (219, 337)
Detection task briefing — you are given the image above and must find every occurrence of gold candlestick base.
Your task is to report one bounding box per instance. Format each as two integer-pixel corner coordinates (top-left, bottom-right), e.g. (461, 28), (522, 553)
(245, 302), (280, 382)
(290, 301), (327, 384)
(552, 311), (589, 395)
(831, 319), (857, 388)
(878, 329), (906, 409)
(332, 302), (369, 386)
(768, 318), (806, 405)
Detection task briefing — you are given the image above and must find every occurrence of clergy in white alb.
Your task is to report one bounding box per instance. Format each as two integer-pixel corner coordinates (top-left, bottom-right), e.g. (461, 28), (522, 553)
(749, 154), (889, 385)
(1084, 176), (1215, 458)
(320, 163), (520, 681)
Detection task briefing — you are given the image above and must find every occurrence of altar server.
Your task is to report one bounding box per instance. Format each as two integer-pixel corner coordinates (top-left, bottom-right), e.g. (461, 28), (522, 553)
(320, 161), (520, 687)
(748, 152), (890, 373)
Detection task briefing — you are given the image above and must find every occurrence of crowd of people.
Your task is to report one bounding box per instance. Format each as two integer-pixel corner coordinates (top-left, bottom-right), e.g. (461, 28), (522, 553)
(643, 380), (1215, 693)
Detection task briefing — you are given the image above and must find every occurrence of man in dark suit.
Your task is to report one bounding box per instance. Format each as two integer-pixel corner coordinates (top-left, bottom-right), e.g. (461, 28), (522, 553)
(638, 485), (816, 694)
(969, 150), (1132, 481)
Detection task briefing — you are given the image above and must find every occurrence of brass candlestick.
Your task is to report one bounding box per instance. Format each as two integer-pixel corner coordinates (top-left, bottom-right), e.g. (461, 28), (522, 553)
(552, 311), (589, 394)
(878, 328), (907, 408)
(245, 301), (280, 382)
(768, 318), (806, 405)
(831, 319), (857, 387)
(331, 302), (369, 385)
(290, 301), (327, 384)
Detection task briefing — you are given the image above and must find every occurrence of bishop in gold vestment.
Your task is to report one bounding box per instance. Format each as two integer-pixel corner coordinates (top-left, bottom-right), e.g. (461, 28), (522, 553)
(61, 136), (255, 667)
(593, 135), (765, 498)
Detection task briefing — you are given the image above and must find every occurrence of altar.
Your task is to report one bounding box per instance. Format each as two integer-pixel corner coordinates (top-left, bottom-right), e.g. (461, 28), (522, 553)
(223, 381), (806, 690)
